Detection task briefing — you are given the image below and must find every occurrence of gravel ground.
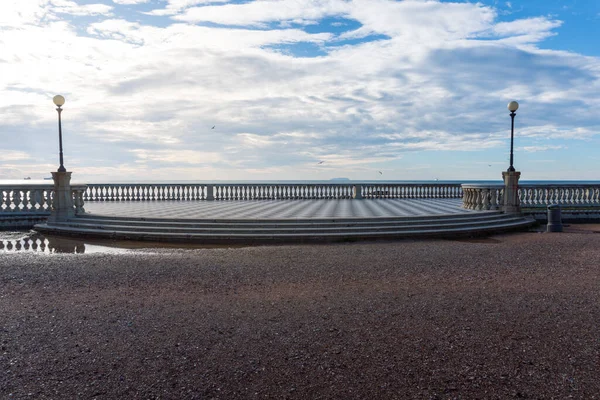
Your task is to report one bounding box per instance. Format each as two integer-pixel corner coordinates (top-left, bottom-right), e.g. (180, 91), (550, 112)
(1, 226), (600, 399)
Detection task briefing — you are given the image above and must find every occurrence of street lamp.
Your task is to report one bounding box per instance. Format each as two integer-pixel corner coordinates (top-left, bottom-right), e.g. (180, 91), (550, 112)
(507, 100), (519, 172)
(53, 95), (66, 172)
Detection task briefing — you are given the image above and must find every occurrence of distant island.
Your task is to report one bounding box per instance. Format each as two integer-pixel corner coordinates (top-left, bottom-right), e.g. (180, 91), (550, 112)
(329, 178), (350, 181)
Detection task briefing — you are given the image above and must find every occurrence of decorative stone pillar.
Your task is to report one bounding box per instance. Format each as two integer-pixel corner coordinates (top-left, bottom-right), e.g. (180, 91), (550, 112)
(48, 171), (75, 222)
(206, 185), (214, 201)
(353, 185), (363, 200)
(502, 170), (521, 214)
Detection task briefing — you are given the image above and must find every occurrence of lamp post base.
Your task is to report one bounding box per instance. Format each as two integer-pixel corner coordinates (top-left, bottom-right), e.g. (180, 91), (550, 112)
(48, 171), (75, 222)
(502, 170), (521, 214)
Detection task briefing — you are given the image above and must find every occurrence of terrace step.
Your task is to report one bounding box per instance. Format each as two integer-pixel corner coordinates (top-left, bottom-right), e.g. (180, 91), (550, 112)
(70, 210), (503, 226)
(35, 213), (535, 243)
(42, 215), (526, 235)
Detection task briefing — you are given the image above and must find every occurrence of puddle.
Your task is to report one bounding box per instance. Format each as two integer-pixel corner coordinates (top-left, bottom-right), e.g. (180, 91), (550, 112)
(0, 231), (129, 254)
(0, 231), (249, 254)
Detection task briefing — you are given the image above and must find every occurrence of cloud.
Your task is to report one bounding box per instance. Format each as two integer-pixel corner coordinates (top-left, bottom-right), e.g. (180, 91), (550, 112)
(0, 150), (32, 161)
(50, 0), (113, 16)
(112, 0), (150, 4)
(146, 0), (232, 16)
(1, 0), (599, 181)
(173, 0), (349, 26)
(129, 149), (222, 164)
(519, 145), (566, 152)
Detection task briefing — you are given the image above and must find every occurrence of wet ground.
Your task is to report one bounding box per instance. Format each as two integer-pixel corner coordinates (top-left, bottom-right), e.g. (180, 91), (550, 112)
(0, 230), (247, 254)
(2, 223), (599, 254)
(2, 227), (600, 399)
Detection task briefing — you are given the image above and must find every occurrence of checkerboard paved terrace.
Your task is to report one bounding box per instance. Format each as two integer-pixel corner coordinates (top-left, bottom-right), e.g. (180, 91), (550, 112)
(83, 198), (477, 220)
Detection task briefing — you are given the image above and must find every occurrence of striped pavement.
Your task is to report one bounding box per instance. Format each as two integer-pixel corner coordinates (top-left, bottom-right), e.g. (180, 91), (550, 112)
(83, 198), (479, 220)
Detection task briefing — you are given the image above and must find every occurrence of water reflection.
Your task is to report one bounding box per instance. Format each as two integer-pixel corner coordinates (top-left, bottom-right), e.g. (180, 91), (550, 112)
(0, 232), (131, 254)
(0, 233), (87, 254)
(0, 231), (245, 254)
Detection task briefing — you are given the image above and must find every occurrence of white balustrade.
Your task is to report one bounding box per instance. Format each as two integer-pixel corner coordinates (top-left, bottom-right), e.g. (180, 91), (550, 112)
(360, 183), (463, 199)
(461, 184), (504, 210)
(83, 183), (465, 201)
(519, 184), (600, 208)
(84, 184), (208, 201)
(0, 182), (87, 215)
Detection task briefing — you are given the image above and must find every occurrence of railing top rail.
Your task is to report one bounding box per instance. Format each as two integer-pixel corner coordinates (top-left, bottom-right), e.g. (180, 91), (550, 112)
(0, 180), (87, 189)
(84, 182), (464, 186)
(519, 183), (600, 187)
(461, 184), (504, 189)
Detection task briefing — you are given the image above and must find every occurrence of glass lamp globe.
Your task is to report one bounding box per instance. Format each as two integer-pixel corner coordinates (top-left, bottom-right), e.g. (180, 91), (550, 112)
(53, 95), (65, 107)
(507, 101), (519, 112)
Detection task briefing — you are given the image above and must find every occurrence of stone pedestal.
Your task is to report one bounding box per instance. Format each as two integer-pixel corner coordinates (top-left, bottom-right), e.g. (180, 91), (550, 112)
(353, 185), (363, 200)
(48, 171), (75, 222)
(502, 170), (521, 214)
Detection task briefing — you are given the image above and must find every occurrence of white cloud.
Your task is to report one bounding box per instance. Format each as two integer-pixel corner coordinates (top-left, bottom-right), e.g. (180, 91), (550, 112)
(50, 0), (113, 16)
(1, 0), (599, 181)
(129, 149), (222, 164)
(0, 151), (32, 161)
(146, 0), (232, 16)
(519, 145), (566, 152)
(112, 0), (150, 4)
(173, 0), (350, 26)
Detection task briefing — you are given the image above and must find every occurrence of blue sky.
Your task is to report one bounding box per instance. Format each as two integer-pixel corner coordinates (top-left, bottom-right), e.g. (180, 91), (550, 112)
(1, 0), (599, 182)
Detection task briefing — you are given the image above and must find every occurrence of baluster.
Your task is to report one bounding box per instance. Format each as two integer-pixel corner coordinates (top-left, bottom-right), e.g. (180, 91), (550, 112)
(482, 189), (490, 210)
(44, 190), (52, 210)
(475, 189), (484, 210)
(26, 189), (35, 211)
(33, 189), (43, 211)
(3, 190), (11, 211)
(32, 189), (41, 211)
(575, 187), (584, 205)
(73, 189), (85, 215)
(13, 190), (21, 212)
(490, 188), (498, 209)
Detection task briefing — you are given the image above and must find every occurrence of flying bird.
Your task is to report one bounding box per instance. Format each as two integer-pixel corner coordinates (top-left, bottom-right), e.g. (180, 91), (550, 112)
(317, 161), (325, 164)
(211, 125), (215, 129)
(378, 171), (383, 175)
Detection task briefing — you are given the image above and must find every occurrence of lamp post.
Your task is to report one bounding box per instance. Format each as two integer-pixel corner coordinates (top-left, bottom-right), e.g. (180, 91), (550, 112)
(53, 95), (66, 172)
(507, 100), (519, 172)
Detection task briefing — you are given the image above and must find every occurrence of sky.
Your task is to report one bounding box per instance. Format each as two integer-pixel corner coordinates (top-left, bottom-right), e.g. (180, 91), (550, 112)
(1, 0), (599, 182)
